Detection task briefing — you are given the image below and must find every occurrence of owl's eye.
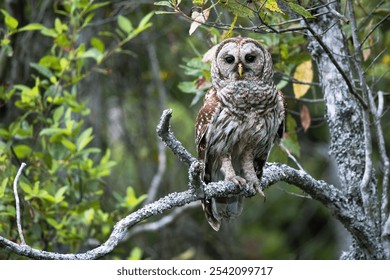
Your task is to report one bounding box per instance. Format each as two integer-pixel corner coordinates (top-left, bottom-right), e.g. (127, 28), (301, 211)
(225, 55), (235, 64)
(245, 54), (256, 63)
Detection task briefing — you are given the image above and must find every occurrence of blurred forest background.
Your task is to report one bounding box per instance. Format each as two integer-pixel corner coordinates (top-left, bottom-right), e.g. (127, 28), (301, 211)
(0, 0), (389, 259)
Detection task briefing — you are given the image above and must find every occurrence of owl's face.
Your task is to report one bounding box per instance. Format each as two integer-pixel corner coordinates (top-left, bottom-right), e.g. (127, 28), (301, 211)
(212, 37), (273, 84)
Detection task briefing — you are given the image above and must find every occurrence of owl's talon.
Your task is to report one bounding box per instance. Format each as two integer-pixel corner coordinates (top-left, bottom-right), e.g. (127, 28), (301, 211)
(227, 176), (246, 186)
(249, 180), (266, 199)
(253, 182), (266, 202)
(256, 186), (266, 198)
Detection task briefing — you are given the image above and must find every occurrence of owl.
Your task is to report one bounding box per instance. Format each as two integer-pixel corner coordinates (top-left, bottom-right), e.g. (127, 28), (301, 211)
(195, 37), (285, 231)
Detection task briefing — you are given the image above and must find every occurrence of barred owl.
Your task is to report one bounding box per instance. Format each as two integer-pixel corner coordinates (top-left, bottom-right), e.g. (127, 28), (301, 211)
(195, 37), (285, 231)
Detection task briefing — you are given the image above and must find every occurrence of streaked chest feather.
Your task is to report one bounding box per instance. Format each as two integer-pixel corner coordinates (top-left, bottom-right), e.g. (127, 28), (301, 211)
(206, 106), (279, 157)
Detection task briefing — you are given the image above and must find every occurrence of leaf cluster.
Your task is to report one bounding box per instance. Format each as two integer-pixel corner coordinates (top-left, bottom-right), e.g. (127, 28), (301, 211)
(0, 1), (150, 256)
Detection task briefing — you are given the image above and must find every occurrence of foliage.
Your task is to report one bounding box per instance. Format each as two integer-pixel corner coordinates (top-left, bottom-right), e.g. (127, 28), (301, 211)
(0, 0), (388, 260)
(0, 0), (151, 257)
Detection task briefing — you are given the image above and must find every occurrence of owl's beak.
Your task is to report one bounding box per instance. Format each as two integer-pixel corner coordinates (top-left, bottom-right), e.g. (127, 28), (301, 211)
(237, 63), (243, 77)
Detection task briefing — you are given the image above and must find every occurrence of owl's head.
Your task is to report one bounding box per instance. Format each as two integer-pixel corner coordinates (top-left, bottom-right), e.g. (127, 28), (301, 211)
(211, 37), (274, 85)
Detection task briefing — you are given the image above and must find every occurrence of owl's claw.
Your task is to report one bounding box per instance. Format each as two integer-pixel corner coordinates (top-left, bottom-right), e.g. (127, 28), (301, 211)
(255, 186), (266, 199)
(249, 180), (266, 201)
(255, 184), (266, 202)
(227, 175), (247, 186)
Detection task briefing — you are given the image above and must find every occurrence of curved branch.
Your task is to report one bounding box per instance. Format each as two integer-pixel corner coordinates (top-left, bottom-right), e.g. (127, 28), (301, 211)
(0, 109), (384, 259)
(0, 160), (334, 259)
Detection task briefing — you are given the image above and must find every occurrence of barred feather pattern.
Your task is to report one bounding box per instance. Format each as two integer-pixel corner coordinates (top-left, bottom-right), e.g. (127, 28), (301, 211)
(195, 37), (285, 231)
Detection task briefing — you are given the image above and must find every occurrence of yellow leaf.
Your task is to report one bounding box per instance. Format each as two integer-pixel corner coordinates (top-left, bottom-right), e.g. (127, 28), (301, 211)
(382, 54), (390, 65)
(264, 0), (285, 14)
(293, 60), (313, 99)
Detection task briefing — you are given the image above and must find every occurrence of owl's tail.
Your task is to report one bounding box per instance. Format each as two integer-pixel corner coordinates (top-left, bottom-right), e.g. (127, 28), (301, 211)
(202, 196), (243, 231)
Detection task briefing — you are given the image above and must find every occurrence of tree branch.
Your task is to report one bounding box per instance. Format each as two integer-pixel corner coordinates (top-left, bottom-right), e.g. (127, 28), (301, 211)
(13, 162), (26, 245)
(156, 109), (196, 167)
(303, 17), (368, 109)
(1, 109), (386, 259)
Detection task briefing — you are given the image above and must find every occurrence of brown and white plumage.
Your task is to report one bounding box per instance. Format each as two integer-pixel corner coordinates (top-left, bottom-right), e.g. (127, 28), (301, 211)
(195, 37), (285, 231)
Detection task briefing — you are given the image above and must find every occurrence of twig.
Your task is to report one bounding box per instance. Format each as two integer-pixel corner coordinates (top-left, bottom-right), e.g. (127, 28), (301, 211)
(126, 203), (198, 238)
(280, 142), (305, 172)
(318, 0), (349, 23)
(302, 17), (368, 109)
(145, 141), (167, 205)
(364, 48), (387, 74)
(13, 162), (27, 245)
(357, 0), (385, 30)
(359, 14), (390, 50)
(276, 186), (312, 200)
(156, 109), (197, 166)
(285, 96), (324, 103)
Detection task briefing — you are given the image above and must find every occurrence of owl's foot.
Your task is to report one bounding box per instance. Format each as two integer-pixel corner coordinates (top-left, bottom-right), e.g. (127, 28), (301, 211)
(248, 179), (266, 200)
(226, 175), (247, 186)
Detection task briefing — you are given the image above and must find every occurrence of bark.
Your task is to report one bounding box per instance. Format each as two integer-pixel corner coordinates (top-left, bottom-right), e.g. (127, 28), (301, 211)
(306, 2), (386, 259)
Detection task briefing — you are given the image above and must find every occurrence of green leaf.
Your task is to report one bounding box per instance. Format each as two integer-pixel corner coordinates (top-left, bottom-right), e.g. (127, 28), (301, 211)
(55, 33), (71, 48)
(91, 37), (105, 53)
(39, 127), (67, 137)
(85, 1), (110, 13)
(287, 2), (314, 18)
(117, 15), (133, 34)
(54, 186), (68, 204)
(18, 23), (45, 32)
(1, 9), (19, 30)
(46, 217), (64, 230)
(20, 182), (33, 195)
(178, 81), (198, 94)
(53, 106), (64, 123)
(154, 1), (172, 7)
(39, 55), (61, 70)
(40, 27), (58, 38)
(61, 138), (77, 152)
(13, 144), (32, 158)
(138, 12), (154, 28)
(282, 114), (300, 157)
(219, 1), (254, 18)
(100, 149), (111, 164)
(0, 178), (9, 198)
(128, 247), (143, 260)
(120, 187), (147, 210)
(54, 18), (63, 34)
(79, 48), (103, 63)
(83, 208), (95, 225)
(76, 127), (94, 152)
(30, 63), (55, 79)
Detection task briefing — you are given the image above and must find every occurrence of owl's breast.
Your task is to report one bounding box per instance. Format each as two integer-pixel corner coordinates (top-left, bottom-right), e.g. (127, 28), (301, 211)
(206, 104), (280, 158)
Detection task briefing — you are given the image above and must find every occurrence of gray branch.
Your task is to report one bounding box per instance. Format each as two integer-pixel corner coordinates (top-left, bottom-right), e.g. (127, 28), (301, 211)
(3, 108), (383, 259)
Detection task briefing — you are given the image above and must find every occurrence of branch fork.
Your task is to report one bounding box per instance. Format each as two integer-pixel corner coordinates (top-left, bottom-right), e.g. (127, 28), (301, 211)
(1, 109), (387, 259)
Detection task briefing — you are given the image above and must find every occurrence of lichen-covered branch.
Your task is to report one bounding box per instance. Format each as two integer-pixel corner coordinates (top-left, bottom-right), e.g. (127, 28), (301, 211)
(306, 1), (386, 259)
(4, 108), (384, 259)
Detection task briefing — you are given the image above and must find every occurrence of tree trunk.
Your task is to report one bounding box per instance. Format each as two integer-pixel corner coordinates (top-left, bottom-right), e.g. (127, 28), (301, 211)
(306, 3), (385, 259)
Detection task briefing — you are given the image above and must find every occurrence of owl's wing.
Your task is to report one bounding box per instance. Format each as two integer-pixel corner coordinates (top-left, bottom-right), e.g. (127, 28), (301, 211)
(255, 90), (286, 180)
(195, 86), (220, 161)
(195, 87), (223, 231)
